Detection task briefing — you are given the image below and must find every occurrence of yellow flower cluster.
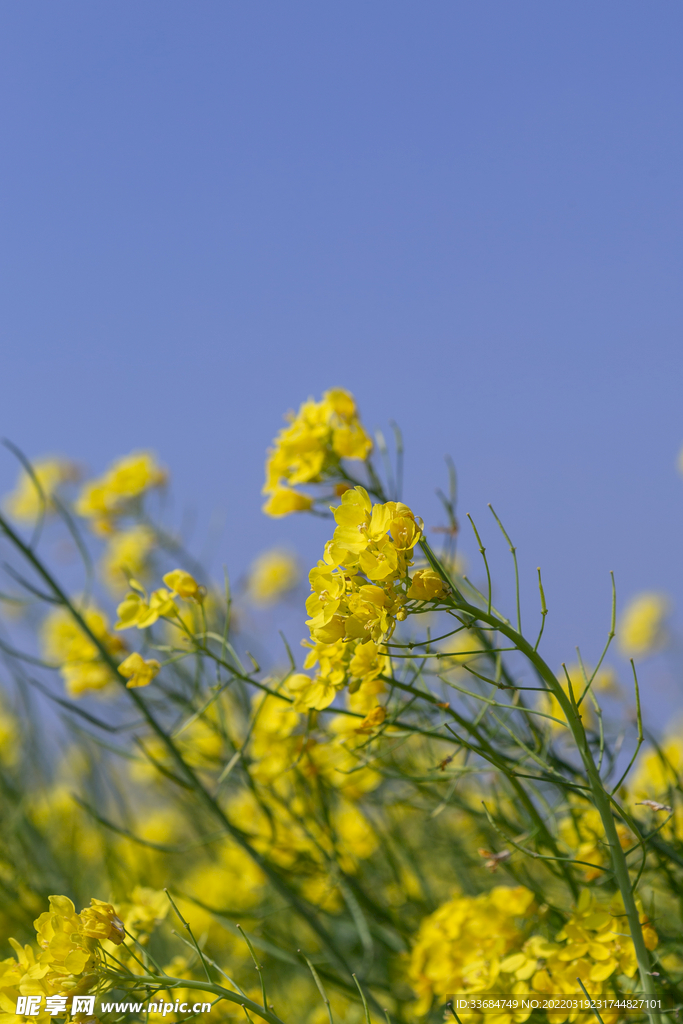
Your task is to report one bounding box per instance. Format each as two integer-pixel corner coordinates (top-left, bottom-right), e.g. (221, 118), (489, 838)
(42, 605), (125, 698)
(171, 693), (381, 921)
(262, 389), (372, 517)
(558, 800), (632, 881)
(409, 887), (657, 1022)
(75, 451), (166, 533)
(246, 547), (299, 605)
(4, 458), (78, 523)
(115, 569), (204, 631)
(618, 592), (669, 658)
(290, 486), (430, 710)
(0, 895), (123, 1020)
(409, 886), (536, 1017)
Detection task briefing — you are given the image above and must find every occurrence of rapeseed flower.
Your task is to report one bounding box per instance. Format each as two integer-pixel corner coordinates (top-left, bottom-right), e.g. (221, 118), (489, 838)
(262, 486), (313, 518)
(101, 525), (155, 593)
(116, 569), (204, 630)
(618, 592), (669, 657)
(117, 652), (161, 689)
(408, 885), (536, 1016)
(263, 389), (371, 516)
(75, 451), (166, 532)
(293, 487), (422, 709)
(410, 887), (657, 1020)
(247, 548), (299, 605)
(538, 664), (616, 733)
(558, 800), (632, 880)
(4, 457), (78, 522)
(0, 893), (131, 1020)
(42, 605), (125, 697)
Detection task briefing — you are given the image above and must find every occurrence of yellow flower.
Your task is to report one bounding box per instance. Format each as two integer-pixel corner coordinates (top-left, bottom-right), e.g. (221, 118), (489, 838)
(4, 457), (78, 522)
(287, 672), (341, 712)
(262, 486), (313, 517)
(630, 734), (683, 822)
(262, 389), (372, 517)
(117, 652), (161, 689)
(355, 705), (386, 733)
(0, 701), (18, 767)
(78, 898), (125, 945)
(348, 640), (389, 686)
(332, 800), (377, 870)
(42, 605), (125, 698)
(115, 587), (177, 630)
(618, 592), (669, 657)
(297, 490), (422, 709)
(116, 888), (168, 943)
(101, 525), (155, 593)
(558, 800), (632, 880)
(406, 568), (448, 601)
(75, 451), (166, 529)
(538, 663), (614, 733)
(163, 569), (202, 600)
(247, 548), (299, 605)
(408, 886), (536, 1016)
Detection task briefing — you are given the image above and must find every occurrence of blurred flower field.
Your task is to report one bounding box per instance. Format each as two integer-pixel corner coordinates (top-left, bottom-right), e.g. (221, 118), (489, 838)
(0, 390), (681, 1024)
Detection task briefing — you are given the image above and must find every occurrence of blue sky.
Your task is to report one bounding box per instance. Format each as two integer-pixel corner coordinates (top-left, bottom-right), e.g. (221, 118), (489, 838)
(1, 3), (682, 721)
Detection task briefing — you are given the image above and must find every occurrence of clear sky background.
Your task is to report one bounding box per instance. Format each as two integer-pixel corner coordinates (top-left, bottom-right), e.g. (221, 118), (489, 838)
(1, 3), (682, 723)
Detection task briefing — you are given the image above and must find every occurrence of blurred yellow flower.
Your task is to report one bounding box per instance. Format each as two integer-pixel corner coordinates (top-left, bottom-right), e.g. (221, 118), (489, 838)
(408, 886), (536, 1016)
(539, 663), (617, 733)
(117, 651), (161, 689)
(75, 450), (166, 530)
(4, 457), (78, 522)
(406, 568), (448, 601)
(618, 592), (669, 657)
(630, 734), (683, 799)
(247, 548), (299, 605)
(42, 604), (125, 697)
(163, 568), (202, 600)
(262, 485), (313, 517)
(101, 524), (156, 593)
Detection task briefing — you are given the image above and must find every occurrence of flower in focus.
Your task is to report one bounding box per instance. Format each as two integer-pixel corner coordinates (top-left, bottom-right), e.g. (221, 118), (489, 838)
(115, 570), (204, 631)
(4, 457), (78, 522)
(295, 488), (424, 710)
(618, 592), (669, 658)
(101, 525), (156, 593)
(117, 652), (161, 689)
(75, 451), (166, 532)
(247, 548), (299, 605)
(262, 389), (372, 516)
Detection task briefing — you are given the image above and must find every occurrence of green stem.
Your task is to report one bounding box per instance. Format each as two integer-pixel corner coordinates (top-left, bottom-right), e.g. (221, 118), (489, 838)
(112, 973), (287, 1024)
(416, 549), (657, 1010)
